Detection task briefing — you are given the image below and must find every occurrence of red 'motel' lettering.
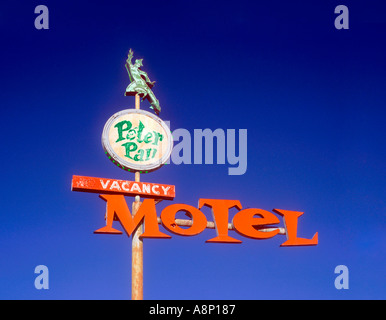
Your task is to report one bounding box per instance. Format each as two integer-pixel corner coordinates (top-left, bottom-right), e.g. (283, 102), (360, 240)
(94, 195), (318, 247)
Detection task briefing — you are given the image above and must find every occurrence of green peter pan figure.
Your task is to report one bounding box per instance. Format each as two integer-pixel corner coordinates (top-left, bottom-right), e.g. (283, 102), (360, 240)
(125, 49), (161, 115)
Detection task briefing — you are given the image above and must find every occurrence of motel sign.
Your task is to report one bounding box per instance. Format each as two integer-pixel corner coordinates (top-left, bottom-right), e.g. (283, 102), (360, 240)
(72, 176), (318, 246)
(72, 175), (318, 246)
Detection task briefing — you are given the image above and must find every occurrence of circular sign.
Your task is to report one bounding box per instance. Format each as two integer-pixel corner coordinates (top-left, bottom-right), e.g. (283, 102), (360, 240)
(102, 109), (173, 173)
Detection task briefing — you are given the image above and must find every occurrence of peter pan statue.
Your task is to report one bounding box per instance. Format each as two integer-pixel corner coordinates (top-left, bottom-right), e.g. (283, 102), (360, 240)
(125, 49), (161, 115)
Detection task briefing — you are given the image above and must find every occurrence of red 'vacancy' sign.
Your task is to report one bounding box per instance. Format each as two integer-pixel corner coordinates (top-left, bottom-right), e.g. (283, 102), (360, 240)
(71, 175), (175, 200)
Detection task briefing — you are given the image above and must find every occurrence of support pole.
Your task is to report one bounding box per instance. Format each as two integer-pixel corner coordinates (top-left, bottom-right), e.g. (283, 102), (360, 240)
(131, 94), (143, 300)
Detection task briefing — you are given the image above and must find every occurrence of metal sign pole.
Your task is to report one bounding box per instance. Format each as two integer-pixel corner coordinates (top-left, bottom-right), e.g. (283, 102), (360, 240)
(131, 94), (143, 300)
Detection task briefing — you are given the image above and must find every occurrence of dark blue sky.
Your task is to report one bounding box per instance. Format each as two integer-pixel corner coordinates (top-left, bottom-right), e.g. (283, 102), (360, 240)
(0, 0), (385, 299)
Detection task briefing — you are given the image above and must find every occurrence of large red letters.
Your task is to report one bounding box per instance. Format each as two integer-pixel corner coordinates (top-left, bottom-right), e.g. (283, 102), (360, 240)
(95, 195), (318, 246)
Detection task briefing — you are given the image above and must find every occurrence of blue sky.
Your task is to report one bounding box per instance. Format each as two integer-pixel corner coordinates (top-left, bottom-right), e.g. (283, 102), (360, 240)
(0, 0), (385, 299)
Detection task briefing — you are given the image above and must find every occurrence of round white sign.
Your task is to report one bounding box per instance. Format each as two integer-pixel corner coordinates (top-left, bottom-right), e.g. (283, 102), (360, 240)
(102, 109), (173, 173)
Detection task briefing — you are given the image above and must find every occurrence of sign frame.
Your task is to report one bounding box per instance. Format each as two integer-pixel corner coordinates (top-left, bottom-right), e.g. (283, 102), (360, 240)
(101, 108), (173, 173)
